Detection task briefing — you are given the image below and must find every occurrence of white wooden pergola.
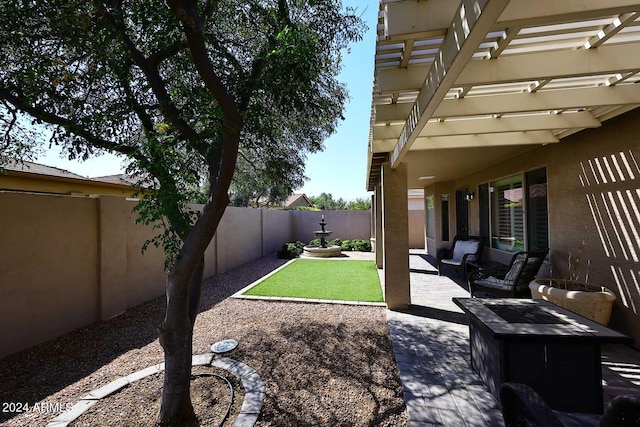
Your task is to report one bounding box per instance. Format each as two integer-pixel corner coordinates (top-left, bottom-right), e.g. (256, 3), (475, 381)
(367, 0), (640, 191)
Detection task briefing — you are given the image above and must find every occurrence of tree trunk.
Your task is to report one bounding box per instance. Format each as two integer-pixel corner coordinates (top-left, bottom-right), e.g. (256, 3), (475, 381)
(188, 257), (204, 326)
(157, 268), (199, 426)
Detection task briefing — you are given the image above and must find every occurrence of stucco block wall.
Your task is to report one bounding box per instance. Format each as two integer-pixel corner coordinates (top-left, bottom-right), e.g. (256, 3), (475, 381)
(124, 200), (167, 309)
(432, 108), (640, 343)
(0, 195), (372, 358)
(215, 206), (263, 273)
(408, 210), (425, 249)
(290, 209), (371, 243)
(262, 209), (292, 254)
(0, 193), (99, 357)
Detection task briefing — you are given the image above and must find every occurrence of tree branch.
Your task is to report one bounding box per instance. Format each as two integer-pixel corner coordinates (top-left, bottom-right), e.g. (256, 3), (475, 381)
(93, 1), (206, 153)
(238, 0), (291, 113)
(148, 40), (187, 69)
(238, 150), (260, 172)
(166, 0), (242, 280)
(0, 87), (136, 155)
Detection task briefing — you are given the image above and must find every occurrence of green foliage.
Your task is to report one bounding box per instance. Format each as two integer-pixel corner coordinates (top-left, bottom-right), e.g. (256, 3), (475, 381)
(0, 2), (366, 422)
(230, 153), (297, 207)
(341, 239), (371, 252)
(277, 241), (305, 259)
(309, 193), (371, 210)
(353, 239), (372, 252)
(346, 198), (372, 210)
(328, 238), (342, 246)
(309, 192), (346, 210)
(309, 238), (321, 246)
(0, 0), (366, 268)
(286, 206), (320, 211)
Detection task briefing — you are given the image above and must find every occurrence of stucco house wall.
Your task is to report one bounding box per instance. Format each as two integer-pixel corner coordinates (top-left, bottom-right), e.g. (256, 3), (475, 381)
(428, 108), (640, 342)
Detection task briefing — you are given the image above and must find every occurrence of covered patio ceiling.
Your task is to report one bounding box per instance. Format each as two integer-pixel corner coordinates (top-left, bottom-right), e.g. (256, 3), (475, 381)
(367, 0), (640, 191)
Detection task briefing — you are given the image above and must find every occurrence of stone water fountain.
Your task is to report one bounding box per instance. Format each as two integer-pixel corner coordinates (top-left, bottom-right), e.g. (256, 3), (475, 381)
(302, 215), (342, 258)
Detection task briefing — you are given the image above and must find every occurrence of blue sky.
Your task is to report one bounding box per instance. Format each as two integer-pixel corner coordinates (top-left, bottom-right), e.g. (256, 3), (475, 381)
(39, 1), (377, 201)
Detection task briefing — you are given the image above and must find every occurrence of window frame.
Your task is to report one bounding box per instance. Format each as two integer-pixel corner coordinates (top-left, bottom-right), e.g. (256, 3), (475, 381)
(479, 166), (549, 253)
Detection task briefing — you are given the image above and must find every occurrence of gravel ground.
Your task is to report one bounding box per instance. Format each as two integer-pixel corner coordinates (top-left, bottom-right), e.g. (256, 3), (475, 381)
(0, 254), (408, 426)
(69, 365), (244, 427)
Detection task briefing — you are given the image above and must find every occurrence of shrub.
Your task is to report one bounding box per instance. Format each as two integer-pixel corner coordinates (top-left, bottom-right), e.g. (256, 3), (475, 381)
(341, 240), (354, 251)
(277, 241), (305, 259)
(353, 239), (372, 252)
(285, 206), (321, 211)
(328, 238), (342, 246)
(309, 238), (321, 246)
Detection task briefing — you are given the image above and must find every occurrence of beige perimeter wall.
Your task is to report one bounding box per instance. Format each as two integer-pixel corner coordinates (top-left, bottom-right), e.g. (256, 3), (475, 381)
(0, 195), (369, 358)
(290, 210), (372, 243)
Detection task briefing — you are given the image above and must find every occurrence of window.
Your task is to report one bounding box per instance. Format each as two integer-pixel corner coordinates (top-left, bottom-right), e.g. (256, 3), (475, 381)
(482, 168), (548, 253)
(441, 195), (450, 241)
(426, 195), (435, 238)
(525, 168), (549, 251)
(491, 175), (524, 252)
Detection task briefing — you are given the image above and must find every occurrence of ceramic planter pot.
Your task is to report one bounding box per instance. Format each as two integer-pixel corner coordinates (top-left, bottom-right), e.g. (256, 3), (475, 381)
(529, 279), (616, 325)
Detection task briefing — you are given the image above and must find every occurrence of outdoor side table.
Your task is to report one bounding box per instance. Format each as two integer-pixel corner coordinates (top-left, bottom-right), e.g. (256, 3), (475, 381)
(452, 297), (632, 414)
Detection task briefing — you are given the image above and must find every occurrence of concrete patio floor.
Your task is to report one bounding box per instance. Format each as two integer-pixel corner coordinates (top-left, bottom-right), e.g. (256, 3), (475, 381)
(387, 250), (640, 427)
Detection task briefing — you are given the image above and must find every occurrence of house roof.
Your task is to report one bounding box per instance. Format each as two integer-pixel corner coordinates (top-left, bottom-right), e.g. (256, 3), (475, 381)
(284, 193), (313, 208)
(92, 173), (145, 187)
(0, 160), (139, 196)
(368, 0), (640, 190)
(2, 161), (86, 180)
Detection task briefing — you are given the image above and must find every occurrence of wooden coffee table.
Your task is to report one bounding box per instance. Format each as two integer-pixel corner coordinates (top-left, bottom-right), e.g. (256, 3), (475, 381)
(453, 297), (632, 414)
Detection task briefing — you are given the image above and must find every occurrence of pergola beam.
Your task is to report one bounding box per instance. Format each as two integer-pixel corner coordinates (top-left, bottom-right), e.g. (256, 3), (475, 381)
(390, 0), (511, 168)
(377, 44), (640, 93)
(434, 84), (640, 118)
(373, 111), (601, 139)
(380, 0), (640, 43)
(382, 0), (457, 42)
(456, 43), (640, 86)
(497, 0), (640, 29)
(410, 130), (559, 150)
(374, 85), (640, 123)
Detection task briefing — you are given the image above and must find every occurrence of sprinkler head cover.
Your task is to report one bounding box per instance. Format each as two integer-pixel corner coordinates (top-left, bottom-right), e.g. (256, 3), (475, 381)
(211, 339), (239, 354)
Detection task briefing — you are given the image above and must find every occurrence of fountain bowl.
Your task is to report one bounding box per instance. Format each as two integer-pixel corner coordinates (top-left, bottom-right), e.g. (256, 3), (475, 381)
(302, 244), (342, 258)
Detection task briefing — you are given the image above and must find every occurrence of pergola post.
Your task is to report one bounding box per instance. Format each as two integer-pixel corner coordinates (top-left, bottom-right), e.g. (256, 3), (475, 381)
(374, 183), (383, 269)
(381, 162), (410, 310)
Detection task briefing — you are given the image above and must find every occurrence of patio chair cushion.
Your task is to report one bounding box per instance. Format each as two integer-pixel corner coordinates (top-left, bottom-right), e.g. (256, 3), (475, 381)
(473, 276), (514, 291)
(504, 255), (526, 282)
(474, 256), (530, 292)
(448, 240), (480, 264)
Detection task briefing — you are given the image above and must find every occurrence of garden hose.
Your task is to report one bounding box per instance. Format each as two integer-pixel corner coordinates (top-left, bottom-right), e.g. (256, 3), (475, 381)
(191, 373), (235, 427)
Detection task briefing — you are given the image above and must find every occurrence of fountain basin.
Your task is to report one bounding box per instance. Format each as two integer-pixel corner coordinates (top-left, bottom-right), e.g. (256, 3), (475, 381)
(303, 245), (342, 258)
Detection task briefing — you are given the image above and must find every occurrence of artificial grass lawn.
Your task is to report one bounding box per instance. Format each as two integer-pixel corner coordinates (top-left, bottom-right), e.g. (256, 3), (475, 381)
(243, 259), (383, 302)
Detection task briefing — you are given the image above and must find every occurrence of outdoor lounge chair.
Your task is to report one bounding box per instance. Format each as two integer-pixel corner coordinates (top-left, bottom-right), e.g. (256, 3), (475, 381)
(469, 249), (548, 298)
(437, 235), (483, 280)
(500, 382), (640, 427)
